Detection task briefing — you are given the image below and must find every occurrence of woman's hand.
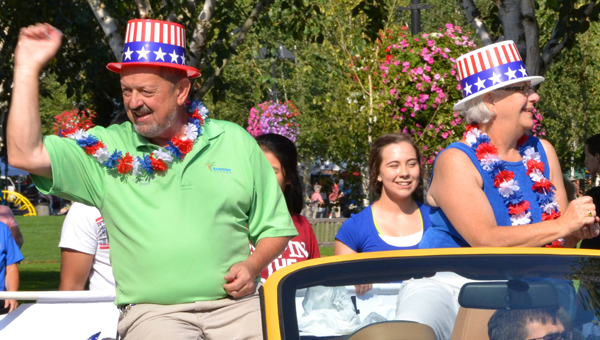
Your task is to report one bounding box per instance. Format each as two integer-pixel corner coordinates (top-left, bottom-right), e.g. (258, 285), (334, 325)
(571, 223), (600, 240)
(559, 196), (598, 234)
(354, 284), (373, 296)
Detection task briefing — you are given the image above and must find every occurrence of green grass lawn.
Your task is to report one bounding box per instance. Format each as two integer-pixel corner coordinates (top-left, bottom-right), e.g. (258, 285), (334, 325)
(13, 216), (335, 291)
(16, 216), (64, 291)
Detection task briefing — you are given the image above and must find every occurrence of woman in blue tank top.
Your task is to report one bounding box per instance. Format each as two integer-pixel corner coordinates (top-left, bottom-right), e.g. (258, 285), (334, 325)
(335, 133), (430, 294)
(420, 41), (599, 249)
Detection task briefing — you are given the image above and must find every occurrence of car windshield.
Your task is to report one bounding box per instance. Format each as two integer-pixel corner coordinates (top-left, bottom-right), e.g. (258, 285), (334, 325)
(275, 252), (600, 340)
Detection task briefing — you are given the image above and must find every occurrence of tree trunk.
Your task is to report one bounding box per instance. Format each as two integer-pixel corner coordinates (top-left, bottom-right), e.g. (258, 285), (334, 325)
(194, 0), (274, 100)
(87, 0), (124, 61)
(134, 0), (153, 19)
(460, 0), (492, 45)
(188, 0), (216, 69)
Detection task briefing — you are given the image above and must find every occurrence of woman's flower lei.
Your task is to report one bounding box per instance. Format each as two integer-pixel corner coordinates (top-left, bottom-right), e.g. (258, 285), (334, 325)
(59, 101), (209, 179)
(463, 124), (563, 247)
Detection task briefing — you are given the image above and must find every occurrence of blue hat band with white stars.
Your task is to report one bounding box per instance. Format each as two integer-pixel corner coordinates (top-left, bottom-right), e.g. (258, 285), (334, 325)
(460, 60), (528, 98)
(122, 41), (186, 66)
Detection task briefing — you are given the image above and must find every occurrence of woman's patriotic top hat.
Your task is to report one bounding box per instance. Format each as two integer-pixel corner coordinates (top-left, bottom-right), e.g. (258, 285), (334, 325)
(107, 19), (201, 79)
(453, 40), (543, 111)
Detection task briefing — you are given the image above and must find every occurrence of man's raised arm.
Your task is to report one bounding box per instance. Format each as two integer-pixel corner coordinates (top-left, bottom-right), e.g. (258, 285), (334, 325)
(8, 23), (63, 178)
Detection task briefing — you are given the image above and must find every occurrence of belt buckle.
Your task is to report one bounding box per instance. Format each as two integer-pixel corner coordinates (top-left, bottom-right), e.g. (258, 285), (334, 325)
(118, 304), (134, 321)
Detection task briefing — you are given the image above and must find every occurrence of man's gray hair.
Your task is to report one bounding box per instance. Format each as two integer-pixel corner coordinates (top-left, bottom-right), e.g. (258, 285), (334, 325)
(460, 94), (493, 124)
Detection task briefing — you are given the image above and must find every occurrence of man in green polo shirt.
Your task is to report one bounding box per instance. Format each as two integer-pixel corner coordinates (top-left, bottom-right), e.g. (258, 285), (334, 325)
(8, 21), (298, 340)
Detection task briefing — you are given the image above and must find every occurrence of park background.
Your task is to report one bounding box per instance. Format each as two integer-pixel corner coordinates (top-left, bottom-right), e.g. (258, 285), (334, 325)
(2, 0), (600, 290)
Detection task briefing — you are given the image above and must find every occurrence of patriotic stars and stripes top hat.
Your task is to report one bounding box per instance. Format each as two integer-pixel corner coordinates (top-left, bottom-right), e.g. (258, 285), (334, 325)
(107, 19), (201, 79)
(453, 40), (544, 111)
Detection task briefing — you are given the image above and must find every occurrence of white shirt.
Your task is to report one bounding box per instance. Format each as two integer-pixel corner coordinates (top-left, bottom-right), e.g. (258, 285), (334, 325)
(58, 202), (115, 291)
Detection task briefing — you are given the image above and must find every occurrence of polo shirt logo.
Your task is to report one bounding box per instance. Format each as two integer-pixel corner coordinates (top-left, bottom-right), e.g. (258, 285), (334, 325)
(206, 161), (232, 174)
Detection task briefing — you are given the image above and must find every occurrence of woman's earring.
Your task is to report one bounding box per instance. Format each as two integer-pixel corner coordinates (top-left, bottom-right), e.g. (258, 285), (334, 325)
(492, 109), (497, 117)
(377, 177), (382, 182)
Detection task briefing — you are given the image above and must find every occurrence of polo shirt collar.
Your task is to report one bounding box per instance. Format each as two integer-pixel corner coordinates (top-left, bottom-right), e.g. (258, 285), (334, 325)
(130, 118), (224, 152)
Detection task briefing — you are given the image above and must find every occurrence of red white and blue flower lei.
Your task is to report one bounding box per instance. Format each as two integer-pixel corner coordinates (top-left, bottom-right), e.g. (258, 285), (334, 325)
(463, 124), (564, 247)
(59, 100), (208, 178)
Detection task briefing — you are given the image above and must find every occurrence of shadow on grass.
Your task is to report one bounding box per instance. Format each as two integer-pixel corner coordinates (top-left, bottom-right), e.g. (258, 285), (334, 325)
(19, 270), (60, 291)
(19, 262), (61, 291)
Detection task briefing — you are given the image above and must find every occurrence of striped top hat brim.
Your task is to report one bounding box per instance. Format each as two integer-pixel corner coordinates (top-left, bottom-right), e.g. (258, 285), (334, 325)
(107, 19), (201, 79)
(453, 40), (543, 111)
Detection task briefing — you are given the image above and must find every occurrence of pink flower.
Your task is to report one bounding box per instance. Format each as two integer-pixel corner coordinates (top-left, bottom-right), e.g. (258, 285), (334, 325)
(419, 94), (429, 103)
(427, 40), (435, 47)
(423, 145), (429, 150)
(390, 89), (397, 96)
(444, 48), (451, 53)
(442, 132), (449, 139)
(434, 73), (441, 80)
(422, 75), (432, 83)
(450, 70), (456, 76)
(400, 108), (406, 113)
(416, 83), (423, 91)
(445, 23), (454, 29)
(424, 65), (431, 72)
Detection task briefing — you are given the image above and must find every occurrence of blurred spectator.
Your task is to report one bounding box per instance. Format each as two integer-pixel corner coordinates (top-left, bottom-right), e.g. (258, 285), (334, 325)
(580, 134), (600, 250)
(329, 181), (340, 217)
(563, 175), (577, 203)
(0, 205), (23, 248)
(0, 222), (22, 314)
(58, 202), (115, 291)
(312, 185), (326, 218)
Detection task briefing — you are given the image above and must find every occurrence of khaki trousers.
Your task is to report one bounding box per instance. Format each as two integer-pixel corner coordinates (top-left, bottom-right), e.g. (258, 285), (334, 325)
(117, 290), (262, 340)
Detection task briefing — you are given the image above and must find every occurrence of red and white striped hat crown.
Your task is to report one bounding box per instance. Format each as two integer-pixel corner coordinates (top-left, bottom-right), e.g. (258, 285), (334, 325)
(107, 19), (201, 79)
(453, 40), (543, 111)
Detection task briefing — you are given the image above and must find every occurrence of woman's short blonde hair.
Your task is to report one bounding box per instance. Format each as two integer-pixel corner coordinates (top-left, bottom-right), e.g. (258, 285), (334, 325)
(460, 94), (493, 124)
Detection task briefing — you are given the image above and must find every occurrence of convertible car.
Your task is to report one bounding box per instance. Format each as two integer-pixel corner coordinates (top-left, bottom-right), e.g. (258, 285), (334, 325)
(261, 247), (600, 340)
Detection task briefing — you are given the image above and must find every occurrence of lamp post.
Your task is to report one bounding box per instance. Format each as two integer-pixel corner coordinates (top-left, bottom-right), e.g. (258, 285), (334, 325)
(398, 0), (432, 35)
(256, 43), (296, 102)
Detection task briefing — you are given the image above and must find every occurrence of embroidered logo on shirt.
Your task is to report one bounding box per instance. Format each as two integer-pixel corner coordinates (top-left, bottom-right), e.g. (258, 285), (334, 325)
(206, 161), (232, 174)
(96, 217), (110, 250)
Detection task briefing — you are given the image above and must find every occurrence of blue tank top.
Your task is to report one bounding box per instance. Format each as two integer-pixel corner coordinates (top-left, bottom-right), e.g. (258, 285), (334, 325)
(336, 202), (431, 252)
(419, 136), (551, 248)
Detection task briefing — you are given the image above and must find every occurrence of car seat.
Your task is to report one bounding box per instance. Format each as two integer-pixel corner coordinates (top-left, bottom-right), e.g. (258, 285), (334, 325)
(345, 320), (436, 340)
(449, 307), (495, 340)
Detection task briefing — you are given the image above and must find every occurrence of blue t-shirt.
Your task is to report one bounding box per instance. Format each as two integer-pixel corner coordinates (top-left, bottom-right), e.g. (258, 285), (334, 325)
(420, 136), (551, 248)
(0, 222), (23, 291)
(335, 202), (431, 252)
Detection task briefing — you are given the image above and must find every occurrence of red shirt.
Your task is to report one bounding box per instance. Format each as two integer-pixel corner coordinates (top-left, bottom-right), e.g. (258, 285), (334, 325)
(251, 213), (321, 282)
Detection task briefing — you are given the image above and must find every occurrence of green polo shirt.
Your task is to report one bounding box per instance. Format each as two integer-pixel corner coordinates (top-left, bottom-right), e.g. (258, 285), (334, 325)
(33, 119), (297, 305)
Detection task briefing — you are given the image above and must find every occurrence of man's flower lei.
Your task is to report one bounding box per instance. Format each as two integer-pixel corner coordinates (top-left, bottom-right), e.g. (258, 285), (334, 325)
(463, 124), (563, 247)
(59, 101), (209, 179)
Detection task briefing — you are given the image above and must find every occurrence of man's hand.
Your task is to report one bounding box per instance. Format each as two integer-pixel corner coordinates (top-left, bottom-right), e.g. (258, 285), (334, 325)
(15, 23), (63, 72)
(4, 299), (18, 313)
(223, 260), (259, 299)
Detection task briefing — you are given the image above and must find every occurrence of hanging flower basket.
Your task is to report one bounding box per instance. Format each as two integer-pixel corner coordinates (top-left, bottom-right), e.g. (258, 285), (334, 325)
(247, 101), (300, 142)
